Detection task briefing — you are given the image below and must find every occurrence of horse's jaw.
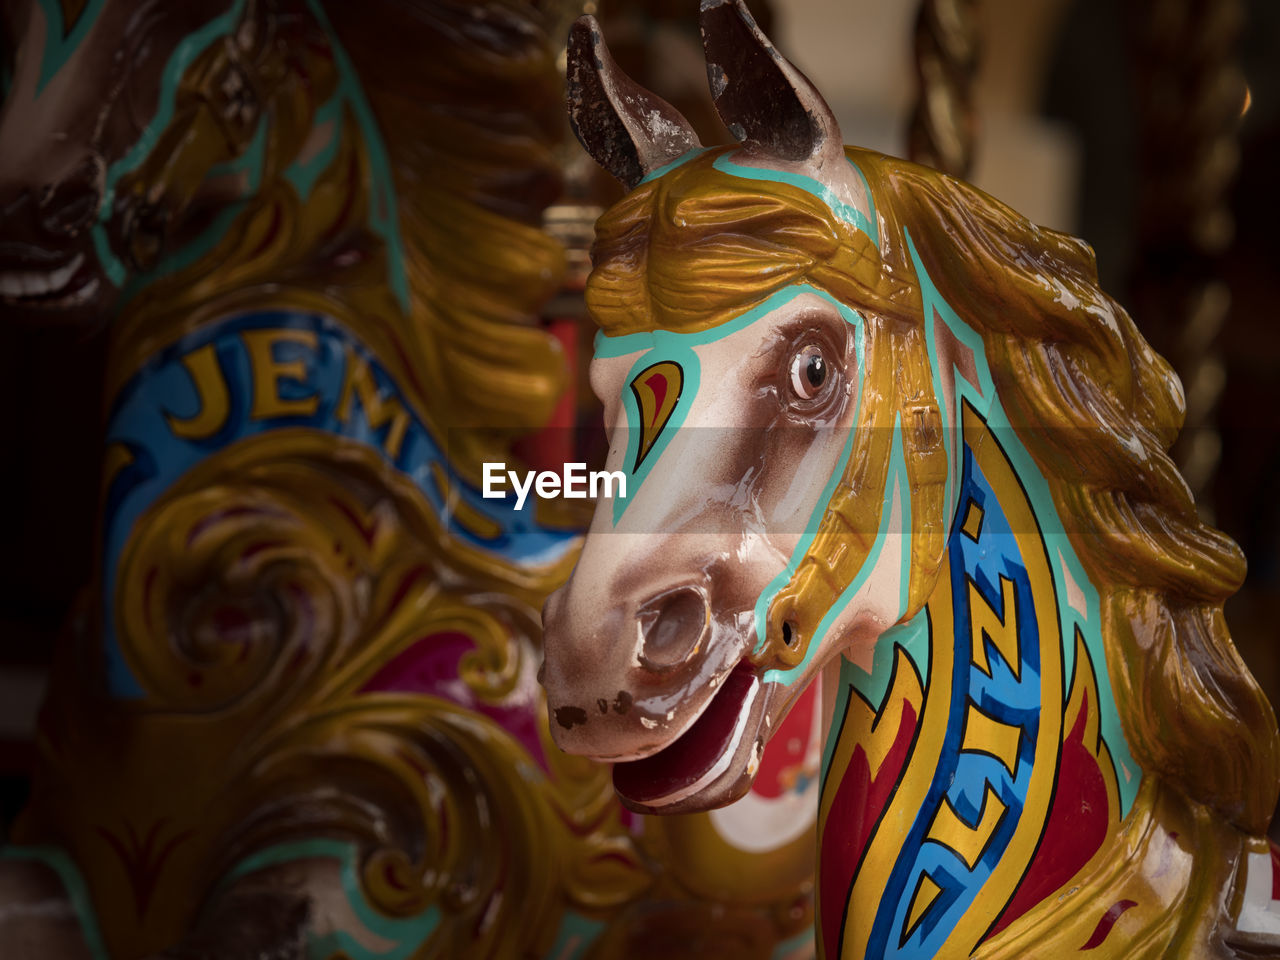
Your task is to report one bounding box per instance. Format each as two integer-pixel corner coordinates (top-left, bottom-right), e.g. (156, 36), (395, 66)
(542, 584), (764, 811)
(610, 659), (772, 813)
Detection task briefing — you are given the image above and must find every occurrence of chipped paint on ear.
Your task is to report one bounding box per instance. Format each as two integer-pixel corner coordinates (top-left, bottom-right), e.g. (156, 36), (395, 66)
(566, 15), (702, 190)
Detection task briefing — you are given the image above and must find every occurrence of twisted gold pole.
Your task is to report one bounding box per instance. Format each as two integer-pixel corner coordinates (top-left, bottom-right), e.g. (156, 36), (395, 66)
(908, 0), (980, 178)
(1130, 0), (1246, 518)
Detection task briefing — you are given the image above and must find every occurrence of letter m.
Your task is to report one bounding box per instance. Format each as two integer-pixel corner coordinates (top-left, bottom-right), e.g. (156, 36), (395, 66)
(337, 349), (410, 459)
(591, 470), (627, 500)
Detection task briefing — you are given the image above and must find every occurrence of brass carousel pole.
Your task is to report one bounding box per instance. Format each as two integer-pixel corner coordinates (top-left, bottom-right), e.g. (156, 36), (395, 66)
(908, 0), (981, 178)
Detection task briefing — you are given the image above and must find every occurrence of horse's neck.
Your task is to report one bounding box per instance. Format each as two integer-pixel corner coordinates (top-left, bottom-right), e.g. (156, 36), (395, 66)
(815, 401), (1136, 959)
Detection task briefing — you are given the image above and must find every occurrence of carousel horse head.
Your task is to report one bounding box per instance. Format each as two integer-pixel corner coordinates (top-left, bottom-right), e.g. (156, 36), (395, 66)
(0, 0), (310, 326)
(542, 0), (1278, 874)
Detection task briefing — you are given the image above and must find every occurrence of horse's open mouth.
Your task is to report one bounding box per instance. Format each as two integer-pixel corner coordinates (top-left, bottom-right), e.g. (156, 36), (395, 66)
(612, 659), (766, 811)
(0, 251), (100, 309)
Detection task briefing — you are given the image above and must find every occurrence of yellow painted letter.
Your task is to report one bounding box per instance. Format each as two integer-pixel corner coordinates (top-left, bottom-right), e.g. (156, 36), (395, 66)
(166, 343), (231, 439)
(336, 349), (409, 458)
(242, 329), (319, 420)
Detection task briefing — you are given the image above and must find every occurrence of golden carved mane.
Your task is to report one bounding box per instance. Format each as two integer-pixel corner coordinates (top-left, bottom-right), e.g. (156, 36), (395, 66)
(587, 144), (1280, 841)
(325, 0), (569, 475)
(20, 4), (617, 956)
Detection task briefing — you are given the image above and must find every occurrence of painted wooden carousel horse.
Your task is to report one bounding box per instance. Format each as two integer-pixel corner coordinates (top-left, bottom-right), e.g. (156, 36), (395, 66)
(0, 0), (817, 957)
(543, 2), (1280, 957)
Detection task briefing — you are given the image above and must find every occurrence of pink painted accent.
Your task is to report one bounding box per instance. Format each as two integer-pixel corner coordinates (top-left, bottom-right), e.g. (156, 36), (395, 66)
(753, 682), (818, 799)
(1079, 899), (1137, 950)
(819, 698), (917, 957)
(646, 371), (668, 417)
(1270, 841), (1280, 901)
(988, 688), (1110, 939)
(618, 806), (640, 834)
(513, 317), (578, 472)
(361, 631), (548, 770)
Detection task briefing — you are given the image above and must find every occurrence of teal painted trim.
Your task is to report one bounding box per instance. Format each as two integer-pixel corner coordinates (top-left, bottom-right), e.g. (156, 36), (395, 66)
(769, 924), (816, 959)
(713, 151), (878, 247)
(763, 416), (911, 686)
(594, 283), (852, 359)
(860, 607), (931, 714)
(637, 146), (709, 184)
(226, 839), (440, 960)
(911, 226), (987, 532)
(118, 114), (269, 299)
(35, 0), (106, 95)
(285, 97), (343, 201)
(303, 0), (409, 314)
(593, 285), (865, 591)
(744, 292), (866, 661)
(547, 911), (606, 959)
(0, 845), (110, 960)
(904, 229), (1140, 815)
(85, 0), (409, 315)
(613, 344), (699, 525)
(819, 653), (856, 791)
(597, 285), (864, 524)
(91, 0), (250, 288)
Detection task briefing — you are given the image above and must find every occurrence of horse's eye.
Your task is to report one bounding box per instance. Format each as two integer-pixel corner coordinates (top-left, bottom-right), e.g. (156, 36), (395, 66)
(789, 343), (829, 401)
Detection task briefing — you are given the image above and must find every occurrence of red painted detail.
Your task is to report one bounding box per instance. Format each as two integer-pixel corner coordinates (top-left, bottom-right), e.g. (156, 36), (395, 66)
(819, 698), (918, 958)
(384, 565), (430, 620)
(753, 682), (819, 799)
(383, 861), (409, 891)
(239, 538), (287, 561)
(1270, 840), (1280, 901)
(557, 799), (610, 838)
(589, 850), (642, 870)
(1079, 899), (1137, 950)
(95, 819), (196, 917)
(328, 497), (379, 547)
(361, 631), (548, 770)
(187, 505), (271, 546)
(988, 689), (1110, 939)
(617, 804), (640, 835)
(439, 801), (449, 857)
(393, 745), (430, 779)
(211, 601), (253, 637)
(645, 371), (669, 417)
(512, 317), (578, 473)
(249, 203), (283, 259)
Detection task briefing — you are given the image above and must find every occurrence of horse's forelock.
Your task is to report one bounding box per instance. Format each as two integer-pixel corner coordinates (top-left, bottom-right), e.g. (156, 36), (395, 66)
(586, 148), (894, 339)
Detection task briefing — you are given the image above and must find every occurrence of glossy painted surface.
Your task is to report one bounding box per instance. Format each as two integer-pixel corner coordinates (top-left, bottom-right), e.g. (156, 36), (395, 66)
(547, 1), (1280, 957)
(0, 0), (819, 957)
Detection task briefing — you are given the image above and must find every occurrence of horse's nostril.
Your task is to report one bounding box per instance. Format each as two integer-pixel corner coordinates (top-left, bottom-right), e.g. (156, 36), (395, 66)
(782, 621), (797, 647)
(42, 189), (98, 236)
(636, 587), (710, 673)
(39, 156), (105, 237)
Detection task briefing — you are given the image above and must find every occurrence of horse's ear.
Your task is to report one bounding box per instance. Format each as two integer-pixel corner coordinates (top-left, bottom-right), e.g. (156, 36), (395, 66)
(566, 16), (702, 190)
(699, 0), (842, 164)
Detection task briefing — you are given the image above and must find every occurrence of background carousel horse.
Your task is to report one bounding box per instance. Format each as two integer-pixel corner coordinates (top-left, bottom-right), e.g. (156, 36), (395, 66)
(0, 0), (818, 956)
(542, 1), (1280, 957)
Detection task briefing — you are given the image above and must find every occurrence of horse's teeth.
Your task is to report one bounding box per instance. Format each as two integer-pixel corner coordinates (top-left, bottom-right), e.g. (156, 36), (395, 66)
(0, 253), (84, 299)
